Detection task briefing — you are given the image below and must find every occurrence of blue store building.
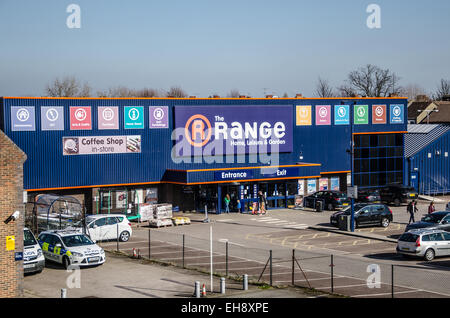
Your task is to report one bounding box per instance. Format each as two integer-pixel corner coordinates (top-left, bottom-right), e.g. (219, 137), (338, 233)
(0, 96), (407, 214)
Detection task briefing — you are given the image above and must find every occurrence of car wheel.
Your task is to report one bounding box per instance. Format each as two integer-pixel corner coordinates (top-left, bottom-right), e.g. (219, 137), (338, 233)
(394, 198), (401, 207)
(424, 249), (435, 261)
(119, 231), (130, 242)
(327, 203), (334, 211)
(381, 218), (390, 228)
(63, 256), (71, 269)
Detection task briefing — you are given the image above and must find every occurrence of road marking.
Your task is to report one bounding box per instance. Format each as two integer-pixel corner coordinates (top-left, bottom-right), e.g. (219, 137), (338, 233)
(265, 220), (291, 224)
(217, 219), (234, 222)
(257, 218), (280, 222)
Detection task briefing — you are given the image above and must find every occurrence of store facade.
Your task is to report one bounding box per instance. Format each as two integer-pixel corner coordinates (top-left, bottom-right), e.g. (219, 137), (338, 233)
(0, 97), (407, 214)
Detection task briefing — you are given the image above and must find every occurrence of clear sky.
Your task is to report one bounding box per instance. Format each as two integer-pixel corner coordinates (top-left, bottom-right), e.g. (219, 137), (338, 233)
(0, 0), (449, 97)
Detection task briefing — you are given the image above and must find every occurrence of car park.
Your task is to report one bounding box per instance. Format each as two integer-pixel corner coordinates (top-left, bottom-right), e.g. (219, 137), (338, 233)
(397, 229), (450, 261)
(330, 203), (393, 228)
(405, 211), (450, 232)
(378, 184), (418, 206)
(23, 228), (45, 274)
(38, 230), (105, 269)
(70, 214), (133, 242)
(304, 190), (350, 211)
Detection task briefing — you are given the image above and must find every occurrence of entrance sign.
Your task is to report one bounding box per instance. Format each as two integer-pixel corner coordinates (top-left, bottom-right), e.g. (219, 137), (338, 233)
(124, 106), (144, 129)
(334, 105), (349, 125)
(98, 106), (119, 130)
(149, 106), (169, 129)
(11, 106), (35, 131)
(175, 105), (293, 154)
(315, 105), (331, 125)
(41, 106), (64, 131)
(63, 135), (141, 156)
(214, 170), (254, 181)
(390, 104), (404, 124)
(296, 105), (312, 126)
(70, 106), (92, 130)
(372, 105), (386, 124)
(354, 105), (368, 125)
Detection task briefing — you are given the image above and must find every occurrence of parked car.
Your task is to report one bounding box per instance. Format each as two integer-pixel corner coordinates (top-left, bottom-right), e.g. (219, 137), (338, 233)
(378, 184), (418, 206)
(304, 190), (350, 211)
(405, 211), (450, 232)
(38, 230), (105, 269)
(397, 229), (450, 261)
(23, 228), (45, 274)
(356, 189), (381, 203)
(330, 203), (393, 228)
(70, 214), (133, 242)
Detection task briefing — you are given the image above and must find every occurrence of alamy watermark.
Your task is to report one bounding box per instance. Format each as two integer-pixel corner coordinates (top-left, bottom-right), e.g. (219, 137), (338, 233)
(66, 4), (81, 29)
(366, 4), (381, 29)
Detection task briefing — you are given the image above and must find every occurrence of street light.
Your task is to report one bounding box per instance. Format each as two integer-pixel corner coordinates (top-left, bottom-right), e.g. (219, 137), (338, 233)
(418, 109), (439, 124)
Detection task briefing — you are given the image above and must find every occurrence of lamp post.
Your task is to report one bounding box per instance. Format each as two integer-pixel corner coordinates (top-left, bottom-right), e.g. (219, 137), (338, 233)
(418, 109), (439, 124)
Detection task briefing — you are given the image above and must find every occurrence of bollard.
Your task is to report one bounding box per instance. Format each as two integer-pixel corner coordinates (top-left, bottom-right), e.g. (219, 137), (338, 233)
(194, 281), (200, 298)
(61, 288), (67, 298)
(243, 274), (248, 291)
(220, 278), (226, 294)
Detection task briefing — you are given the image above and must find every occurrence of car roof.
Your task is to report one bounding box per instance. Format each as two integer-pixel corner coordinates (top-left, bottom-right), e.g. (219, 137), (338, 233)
(406, 228), (447, 235)
(431, 211), (450, 216)
(86, 214), (125, 219)
(39, 230), (86, 237)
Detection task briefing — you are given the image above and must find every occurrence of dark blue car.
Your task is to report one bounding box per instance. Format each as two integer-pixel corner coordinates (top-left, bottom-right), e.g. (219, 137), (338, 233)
(405, 211), (450, 232)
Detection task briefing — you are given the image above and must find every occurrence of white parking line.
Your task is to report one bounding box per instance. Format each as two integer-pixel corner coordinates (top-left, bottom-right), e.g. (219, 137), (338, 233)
(265, 220), (291, 224)
(256, 218), (280, 222)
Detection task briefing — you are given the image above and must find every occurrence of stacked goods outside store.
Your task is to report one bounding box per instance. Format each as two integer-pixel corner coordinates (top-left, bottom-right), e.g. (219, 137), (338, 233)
(141, 203), (174, 227)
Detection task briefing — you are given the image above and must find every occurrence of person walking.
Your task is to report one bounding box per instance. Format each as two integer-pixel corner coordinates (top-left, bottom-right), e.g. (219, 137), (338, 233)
(407, 200), (418, 224)
(224, 194), (230, 213)
(428, 201), (436, 214)
(258, 191), (268, 215)
(236, 199), (241, 213)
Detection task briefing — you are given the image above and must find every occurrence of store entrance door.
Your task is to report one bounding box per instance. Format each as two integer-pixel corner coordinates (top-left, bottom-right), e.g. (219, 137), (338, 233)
(220, 184), (239, 213)
(260, 182), (287, 209)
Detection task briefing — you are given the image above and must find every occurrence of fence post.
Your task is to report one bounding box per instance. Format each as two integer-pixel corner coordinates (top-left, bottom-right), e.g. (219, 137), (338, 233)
(331, 255), (334, 293)
(269, 250), (273, 286)
(226, 241), (229, 277)
(243, 274), (248, 290)
(195, 281), (200, 298)
(148, 229), (151, 259)
(292, 249), (295, 286)
(391, 264), (394, 299)
(116, 223), (119, 252)
(182, 234), (185, 268)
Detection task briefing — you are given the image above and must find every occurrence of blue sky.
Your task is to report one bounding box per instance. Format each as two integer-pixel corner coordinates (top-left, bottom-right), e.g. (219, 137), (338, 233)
(0, 0), (449, 97)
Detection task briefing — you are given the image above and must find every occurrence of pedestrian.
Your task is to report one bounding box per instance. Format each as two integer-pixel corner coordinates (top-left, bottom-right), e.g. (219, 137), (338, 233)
(407, 200), (418, 224)
(428, 201), (435, 214)
(224, 194), (230, 213)
(236, 199), (241, 213)
(258, 191), (268, 215)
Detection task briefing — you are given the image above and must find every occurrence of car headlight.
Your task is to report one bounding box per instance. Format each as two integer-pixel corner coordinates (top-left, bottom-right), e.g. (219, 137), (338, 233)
(71, 252), (84, 257)
(37, 249), (42, 257)
(100, 249), (105, 254)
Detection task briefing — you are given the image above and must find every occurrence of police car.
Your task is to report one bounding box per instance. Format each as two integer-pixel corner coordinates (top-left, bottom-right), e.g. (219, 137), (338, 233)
(38, 230), (105, 269)
(23, 228), (45, 274)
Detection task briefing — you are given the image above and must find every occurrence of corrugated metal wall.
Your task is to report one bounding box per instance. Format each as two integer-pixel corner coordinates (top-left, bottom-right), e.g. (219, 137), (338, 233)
(0, 97), (407, 190)
(409, 131), (450, 195)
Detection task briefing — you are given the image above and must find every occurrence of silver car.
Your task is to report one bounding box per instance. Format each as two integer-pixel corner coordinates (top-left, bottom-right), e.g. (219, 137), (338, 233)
(397, 229), (450, 261)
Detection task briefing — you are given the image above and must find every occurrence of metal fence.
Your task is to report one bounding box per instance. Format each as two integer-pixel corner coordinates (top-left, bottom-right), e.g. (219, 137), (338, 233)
(100, 228), (450, 298)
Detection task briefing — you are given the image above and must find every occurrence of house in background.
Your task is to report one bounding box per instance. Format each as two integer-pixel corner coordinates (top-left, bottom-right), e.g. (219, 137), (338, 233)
(408, 95), (450, 124)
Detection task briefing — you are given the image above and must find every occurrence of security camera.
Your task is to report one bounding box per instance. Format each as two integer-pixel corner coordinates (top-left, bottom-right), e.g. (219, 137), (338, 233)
(4, 211), (20, 224)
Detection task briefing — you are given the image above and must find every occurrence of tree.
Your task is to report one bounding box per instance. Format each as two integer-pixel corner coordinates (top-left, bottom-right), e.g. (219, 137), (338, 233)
(97, 86), (160, 97)
(227, 89), (240, 98)
(400, 83), (428, 101)
(433, 79), (450, 101)
(315, 77), (335, 98)
(342, 64), (402, 97)
(166, 86), (187, 98)
(45, 76), (91, 97)
(337, 84), (358, 97)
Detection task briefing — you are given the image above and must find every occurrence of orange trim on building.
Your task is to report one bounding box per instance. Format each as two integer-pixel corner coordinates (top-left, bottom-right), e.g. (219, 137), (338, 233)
(3, 96), (407, 100)
(320, 171), (351, 175)
(352, 131), (407, 135)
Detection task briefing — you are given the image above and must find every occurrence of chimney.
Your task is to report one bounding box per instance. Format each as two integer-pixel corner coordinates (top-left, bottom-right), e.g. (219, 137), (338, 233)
(389, 93), (399, 97)
(189, 96), (196, 98)
(213, 95), (220, 98)
(265, 95), (273, 98)
(239, 95), (246, 98)
(295, 94), (303, 98)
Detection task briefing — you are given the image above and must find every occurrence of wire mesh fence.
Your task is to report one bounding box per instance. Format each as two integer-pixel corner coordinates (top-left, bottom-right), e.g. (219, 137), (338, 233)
(100, 228), (450, 298)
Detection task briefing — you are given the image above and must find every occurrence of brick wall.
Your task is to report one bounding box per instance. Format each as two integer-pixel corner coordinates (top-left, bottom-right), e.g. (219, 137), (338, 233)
(0, 130), (27, 298)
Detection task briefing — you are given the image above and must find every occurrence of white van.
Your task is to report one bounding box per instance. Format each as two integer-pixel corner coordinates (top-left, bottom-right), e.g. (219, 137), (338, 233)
(23, 228), (45, 274)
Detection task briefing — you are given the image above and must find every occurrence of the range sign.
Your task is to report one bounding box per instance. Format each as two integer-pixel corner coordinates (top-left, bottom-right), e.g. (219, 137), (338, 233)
(174, 105), (293, 154)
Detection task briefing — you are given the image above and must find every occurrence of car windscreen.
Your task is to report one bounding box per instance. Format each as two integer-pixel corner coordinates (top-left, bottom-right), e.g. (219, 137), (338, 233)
(62, 235), (95, 247)
(341, 205), (366, 215)
(421, 214), (446, 223)
(24, 229), (37, 247)
(399, 233), (419, 242)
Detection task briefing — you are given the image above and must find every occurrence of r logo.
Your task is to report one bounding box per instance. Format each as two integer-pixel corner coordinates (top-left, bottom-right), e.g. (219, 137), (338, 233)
(184, 114), (212, 147)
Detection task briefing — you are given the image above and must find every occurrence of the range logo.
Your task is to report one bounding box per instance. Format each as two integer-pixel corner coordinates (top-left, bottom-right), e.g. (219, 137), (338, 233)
(184, 114), (212, 147)
(372, 105), (386, 124)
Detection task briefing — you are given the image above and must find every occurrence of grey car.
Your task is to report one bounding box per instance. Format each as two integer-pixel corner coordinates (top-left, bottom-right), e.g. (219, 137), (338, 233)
(397, 229), (450, 261)
(405, 211), (450, 232)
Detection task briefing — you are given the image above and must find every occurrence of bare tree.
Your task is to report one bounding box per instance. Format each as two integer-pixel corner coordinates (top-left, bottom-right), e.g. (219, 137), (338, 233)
(400, 83), (428, 101)
(433, 79), (450, 101)
(166, 86), (187, 98)
(97, 86), (160, 97)
(315, 77), (335, 98)
(227, 89), (240, 98)
(342, 64), (401, 97)
(337, 84), (358, 97)
(45, 76), (92, 97)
